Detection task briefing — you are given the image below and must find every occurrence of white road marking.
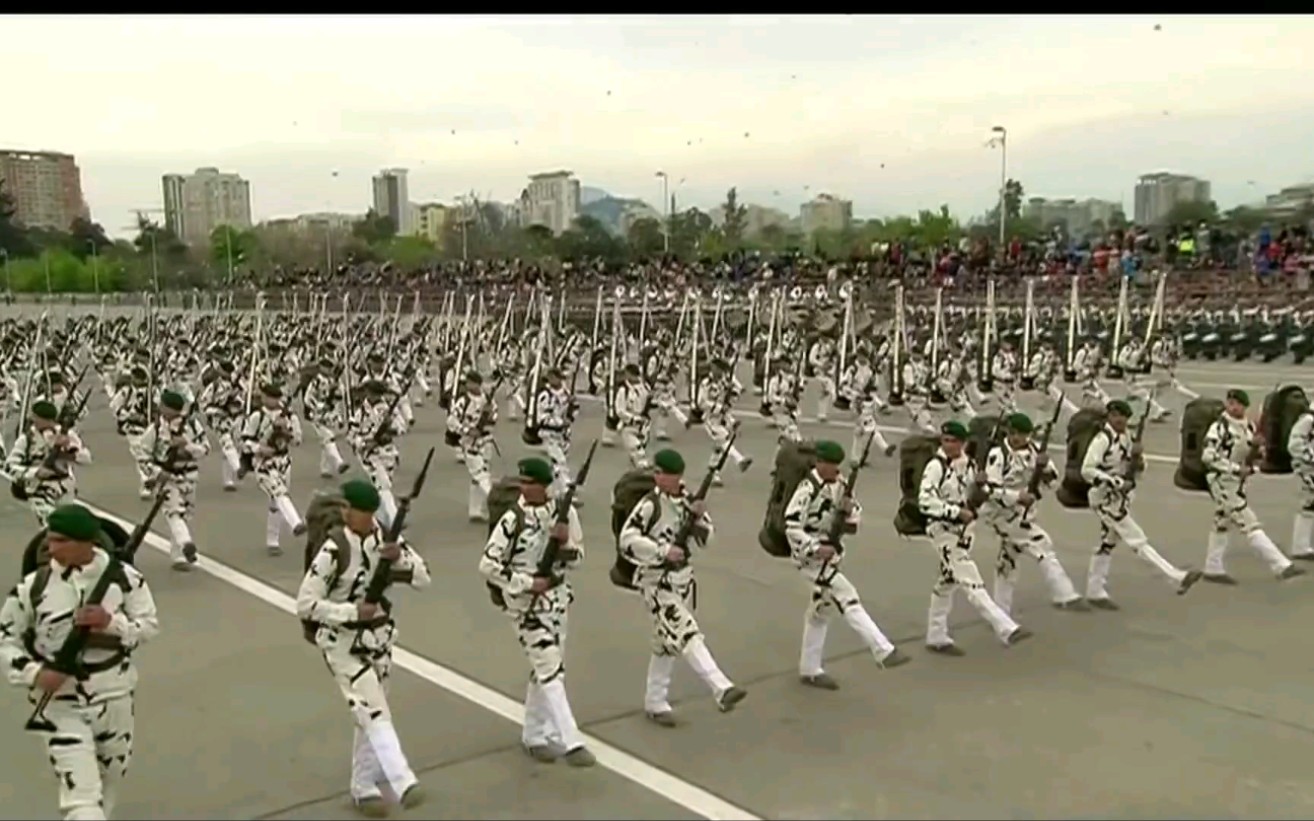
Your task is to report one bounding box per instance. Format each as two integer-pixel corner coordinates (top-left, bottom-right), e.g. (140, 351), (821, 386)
(65, 497), (762, 821)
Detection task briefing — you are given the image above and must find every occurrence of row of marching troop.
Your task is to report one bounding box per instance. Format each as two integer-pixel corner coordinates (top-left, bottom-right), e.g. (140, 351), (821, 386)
(1, 274), (1309, 821)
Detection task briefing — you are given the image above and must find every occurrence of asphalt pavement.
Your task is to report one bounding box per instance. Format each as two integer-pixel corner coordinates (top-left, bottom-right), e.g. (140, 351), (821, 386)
(3, 351), (1314, 820)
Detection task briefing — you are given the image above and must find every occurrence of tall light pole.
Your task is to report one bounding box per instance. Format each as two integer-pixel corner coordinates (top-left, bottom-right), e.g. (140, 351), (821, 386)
(990, 125), (1008, 248)
(225, 226), (235, 285)
(656, 171), (670, 253)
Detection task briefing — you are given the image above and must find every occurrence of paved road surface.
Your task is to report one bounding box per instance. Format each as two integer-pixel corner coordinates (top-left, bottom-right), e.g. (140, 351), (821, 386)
(3, 357), (1314, 820)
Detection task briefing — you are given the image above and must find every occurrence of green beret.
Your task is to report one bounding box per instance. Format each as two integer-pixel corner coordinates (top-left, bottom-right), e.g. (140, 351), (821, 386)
(1106, 399), (1133, 417)
(941, 421), (969, 440)
(261, 383), (283, 398)
(363, 379), (388, 394)
(465, 371), (483, 384)
(1006, 413), (1034, 434)
(653, 449), (686, 475)
(340, 478), (381, 513)
(1226, 389), (1250, 407)
(814, 440), (845, 464)
(518, 457), (554, 486)
(31, 400), (58, 421)
(46, 504), (101, 542)
(161, 390), (186, 411)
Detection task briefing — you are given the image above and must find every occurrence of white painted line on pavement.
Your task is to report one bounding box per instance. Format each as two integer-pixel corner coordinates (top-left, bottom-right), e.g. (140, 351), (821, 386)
(65, 499), (762, 821)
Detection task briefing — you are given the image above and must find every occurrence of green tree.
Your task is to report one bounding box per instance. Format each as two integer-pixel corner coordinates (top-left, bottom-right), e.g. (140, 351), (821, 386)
(352, 209), (397, 244)
(1003, 179), (1024, 221)
(557, 215), (623, 261)
(209, 225), (260, 275)
(626, 217), (665, 257)
(669, 208), (713, 257)
(378, 235), (438, 268)
(0, 180), (37, 259)
(721, 188), (747, 249)
(68, 217), (113, 260)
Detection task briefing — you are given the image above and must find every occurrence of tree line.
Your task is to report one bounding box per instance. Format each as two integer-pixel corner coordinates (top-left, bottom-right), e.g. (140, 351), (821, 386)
(0, 178), (1298, 293)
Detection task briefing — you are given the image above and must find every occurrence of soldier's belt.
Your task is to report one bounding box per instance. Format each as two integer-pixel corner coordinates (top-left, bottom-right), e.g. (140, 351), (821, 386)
(341, 616), (392, 630)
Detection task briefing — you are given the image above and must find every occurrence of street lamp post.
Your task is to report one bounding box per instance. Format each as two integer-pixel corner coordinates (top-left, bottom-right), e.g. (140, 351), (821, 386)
(991, 125), (1008, 249)
(225, 227), (235, 286)
(656, 171), (670, 253)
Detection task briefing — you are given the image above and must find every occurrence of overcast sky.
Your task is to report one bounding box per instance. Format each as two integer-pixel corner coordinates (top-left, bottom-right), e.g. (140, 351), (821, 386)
(5, 14), (1312, 237)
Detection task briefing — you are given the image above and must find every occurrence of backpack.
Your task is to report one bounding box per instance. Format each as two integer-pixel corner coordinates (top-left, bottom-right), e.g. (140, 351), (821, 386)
(966, 415), (1003, 464)
(893, 435), (941, 536)
(484, 477), (528, 607)
(301, 493), (351, 643)
(610, 469), (657, 587)
(1260, 386), (1309, 474)
(1055, 409), (1107, 509)
(1173, 397), (1225, 492)
(757, 441), (818, 557)
(25, 518), (132, 611)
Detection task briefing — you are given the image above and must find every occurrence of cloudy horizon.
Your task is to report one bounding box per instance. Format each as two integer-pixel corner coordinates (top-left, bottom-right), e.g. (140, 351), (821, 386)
(5, 14), (1312, 237)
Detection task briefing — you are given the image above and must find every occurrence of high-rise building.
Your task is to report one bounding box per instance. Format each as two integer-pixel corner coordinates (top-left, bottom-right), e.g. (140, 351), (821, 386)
(414, 203), (450, 244)
(1133, 172), (1211, 226)
(518, 171), (581, 235)
(371, 169), (413, 235)
(1023, 197), (1124, 236)
(0, 149), (89, 230)
(800, 194), (853, 235)
(162, 167), (253, 246)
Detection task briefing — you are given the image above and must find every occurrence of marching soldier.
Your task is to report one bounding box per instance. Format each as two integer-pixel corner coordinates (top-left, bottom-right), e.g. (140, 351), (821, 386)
(303, 357), (350, 478)
(196, 360), (246, 491)
(900, 349), (938, 433)
(697, 358), (752, 483)
(0, 504), (160, 821)
(807, 335), (837, 422)
(240, 383), (306, 556)
(361, 351), (415, 429)
(1287, 404), (1314, 561)
(447, 371), (498, 522)
(296, 480), (431, 815)
(350, 381), (408, 529)
(477, 457), (595, 766)
(766, 357), (801, 448)
(618, 449), (747, 726)
(613, 364), (653, 470)
(989, 339), (1020, 415)
(784, 440), (909, 689)
(920, 421), (1031, 654)
(1072, 340), (1110, 408)
(840, 351), (895, 465)
(108, 366), (154, 499)
(1200, 389), (1302, 582)
(1080, 399), (1202, 607)
(533, 368), (576, 500)
(139, 390), (210, 570)
(980, 413), (1087, 614)
(7, 400), (92, 526)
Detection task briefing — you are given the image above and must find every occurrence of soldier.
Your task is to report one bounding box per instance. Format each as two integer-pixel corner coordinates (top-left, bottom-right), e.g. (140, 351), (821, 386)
(0, 504), (160, 821)
(1286, 403), (1314, 561)
(139, 390), (210, 570)
(296, 480), (430, 815)
(1080, 399), (1202, 607)
(350, 381), (407, 529)
(447, 371), (498, 522)
(362, 351), (415, 429)
(980, 413), (1087, 614)
(989, 339), (1020, 415)
(899, 348), (938, 433)
(478, 457), (595, 765)
(240, 383), (306, 556)
(1115, 339), (1171, 422)
(920, 421), (1031, 654)
(108, 366), (153, 498)
(784, 440), (909, 689)
(1201, 389), (1302, 582)
(807, 335), (837, 421)
(196, 360), (246, 491)
(533, 368), (575, 500)
(7, 400), (92, 526)
(697, 358), (752, 484)
(303, 357), (350, 478)
(618, 449), (747, 726)
(1072, 339), (1110, 408)
(613, 364), (653, 470)
(766, 357), (801, 448)
(933, 346), (977, 417)
(840, 351), (895, 465)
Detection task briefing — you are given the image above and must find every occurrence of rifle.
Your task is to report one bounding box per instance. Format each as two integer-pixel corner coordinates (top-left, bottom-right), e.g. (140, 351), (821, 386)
(966, 419), (1003, 511)
(365, 372), (416, 450)
(361, 446), (435, 608)
(534, 439), (599, 586)
(666, 429), (738, 569)
(1124, 389), (1157, 489)
(1024, 394), (1066, 503)
(27, 490), (167, 732)
(55, 364), (91, 429)
(815, 433), (876, 580)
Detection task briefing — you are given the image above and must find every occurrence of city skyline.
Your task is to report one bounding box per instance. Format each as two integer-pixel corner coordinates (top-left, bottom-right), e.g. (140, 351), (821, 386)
(5, 15), (1313, 238)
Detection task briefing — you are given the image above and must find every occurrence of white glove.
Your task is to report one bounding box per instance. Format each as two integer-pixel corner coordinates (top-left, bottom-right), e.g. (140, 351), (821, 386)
(1108, 476), (1127, 492)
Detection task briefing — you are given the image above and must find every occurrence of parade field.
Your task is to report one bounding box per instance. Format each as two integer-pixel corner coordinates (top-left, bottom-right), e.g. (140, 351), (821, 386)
(2, 357), (1313, 820)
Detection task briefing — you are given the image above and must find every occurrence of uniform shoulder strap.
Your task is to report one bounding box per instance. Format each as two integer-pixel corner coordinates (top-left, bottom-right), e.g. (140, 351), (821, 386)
(324, 529), (352, 591)
(27, 566), (51, 613)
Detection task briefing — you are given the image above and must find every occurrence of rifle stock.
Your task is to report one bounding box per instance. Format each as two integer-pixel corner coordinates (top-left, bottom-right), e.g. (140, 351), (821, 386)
(363, 446), (435, 605)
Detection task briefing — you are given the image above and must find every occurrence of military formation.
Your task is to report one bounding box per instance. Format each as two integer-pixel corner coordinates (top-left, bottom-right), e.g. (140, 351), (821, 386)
(1, 274), (1312, 819)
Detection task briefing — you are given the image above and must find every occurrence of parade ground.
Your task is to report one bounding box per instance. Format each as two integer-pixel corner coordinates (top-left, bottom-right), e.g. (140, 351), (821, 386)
(3, 356), (1314, 820)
